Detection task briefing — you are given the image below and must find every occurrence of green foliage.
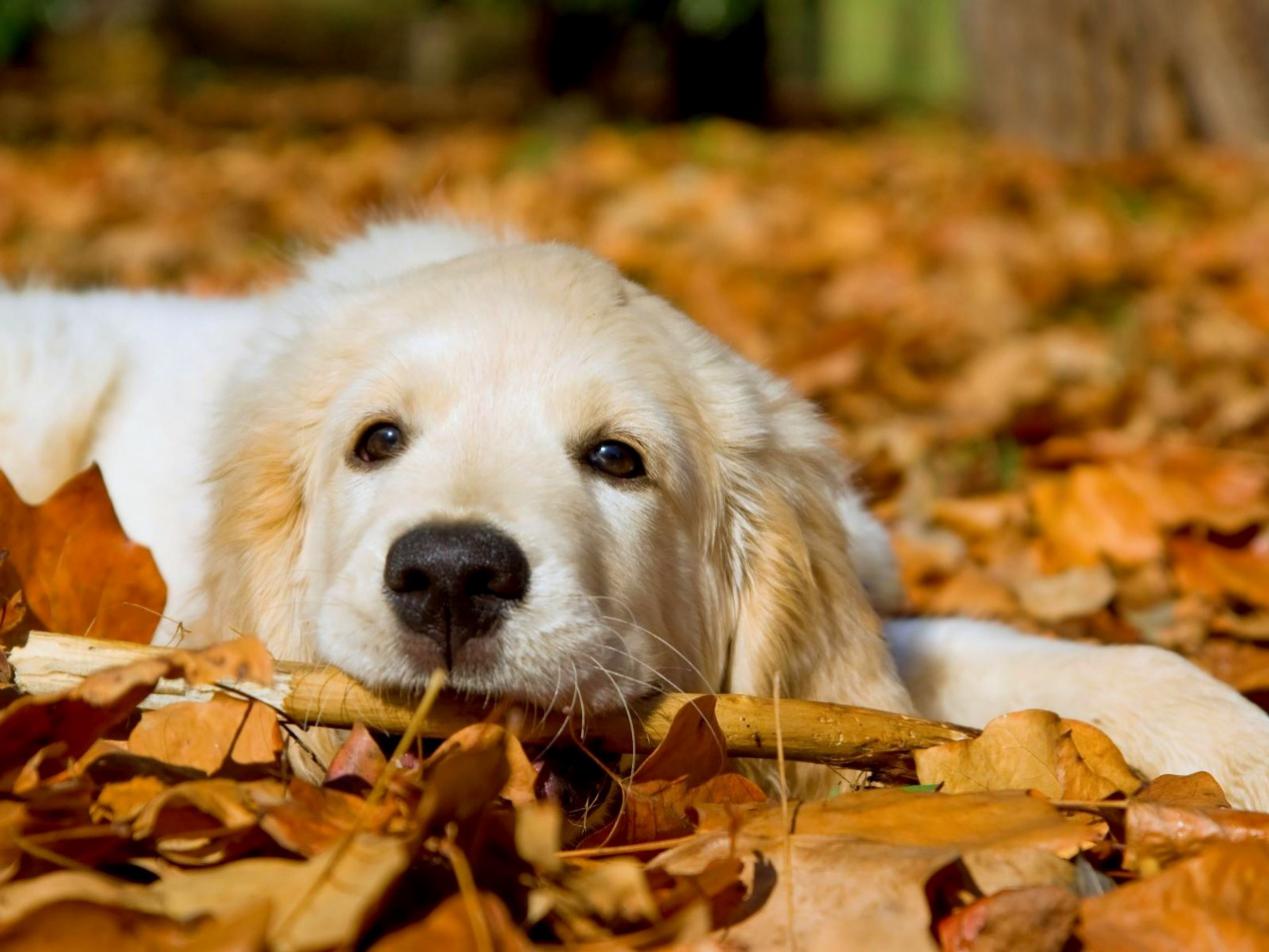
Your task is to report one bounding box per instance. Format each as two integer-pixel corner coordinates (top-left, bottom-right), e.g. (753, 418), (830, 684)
(0, 0), (54, 62)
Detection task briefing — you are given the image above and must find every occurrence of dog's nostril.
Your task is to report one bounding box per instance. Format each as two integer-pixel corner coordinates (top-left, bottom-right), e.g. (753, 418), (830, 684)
(383, 521), (530, 657)
(390, 567), (431, 595)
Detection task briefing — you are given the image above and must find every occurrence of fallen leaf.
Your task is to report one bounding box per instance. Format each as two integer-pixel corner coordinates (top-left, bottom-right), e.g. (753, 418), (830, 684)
(128, 695), (282, 775)
(1136, 771), (1231, 810)
(937, 885), (1078, 952)
(1172, 537), (1269, 610)
(0, 638), (272, 770)
(1013, 565), (1117, 622)
(1124, 801), (1269, 871)
(0, 467), (165, 642)
(1031, 467), (1162, 569)
(915, 710), (1142, 800)
(653, 831), (959, 952)
(693, 788), (1107, 857)
(323, 722), (386, 792)
(417, 723), (531, 832)
(0, 898), (271, 952)
(0, 833), (409, 952)
(368, 893), (531, 952)
(1078, 842), (1269, 951)
(260, 779), (395, 858)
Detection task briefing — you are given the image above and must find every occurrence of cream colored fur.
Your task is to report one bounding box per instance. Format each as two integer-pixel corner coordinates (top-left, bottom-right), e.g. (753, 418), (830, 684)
(2, 220), (1266, 808)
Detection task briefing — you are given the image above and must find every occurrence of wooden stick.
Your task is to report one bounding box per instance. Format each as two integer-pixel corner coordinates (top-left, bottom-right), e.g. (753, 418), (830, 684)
(7, 632), (977, 774)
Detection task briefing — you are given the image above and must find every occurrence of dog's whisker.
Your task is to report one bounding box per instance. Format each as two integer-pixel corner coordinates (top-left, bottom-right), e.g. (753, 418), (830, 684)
(584, 602), (713, 693)
(579, 652), (640, 784)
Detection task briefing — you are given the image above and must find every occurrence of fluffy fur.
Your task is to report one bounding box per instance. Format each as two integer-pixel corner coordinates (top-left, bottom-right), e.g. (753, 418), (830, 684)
(2, 220), (1266, 807)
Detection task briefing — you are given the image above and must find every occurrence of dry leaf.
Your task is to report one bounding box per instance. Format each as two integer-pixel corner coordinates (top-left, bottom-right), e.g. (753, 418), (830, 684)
(0, 638), (272, 769)
(1136, 771), (1231, 810)
(937, 885), (1077, 952)
(1078, 842), (1269, 951)
(369, 893), (531, 952)
(128, 695), (282, 775)
(1124, 802), (1269, 871)
(1013, 565), (1118, 622)
(323, 722), (386, 791)
(653, 831), (959, 952)
(0, 898), (271, 952)
(915, 710), (1142, 801)
(0, 467), (165, 642)
(0, 833), (408, 952)
(693, 788), (1107, 857)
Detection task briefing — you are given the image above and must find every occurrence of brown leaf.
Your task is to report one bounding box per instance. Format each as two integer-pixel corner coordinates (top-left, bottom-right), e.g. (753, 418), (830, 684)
(0, 833), (409, 952)
(1125, 802), (1269, 872)
(915, 710), (1142, 801)
(368, 893), (531, 952)
(1191, 637), (1269, 694)
(1172, 537), (1269, 611)
(261, 779), (395, 858)
(693, 788), (1107, 858)
(1013, 565), (1117, 622)
(0, 801), (26, 886)
(417, 723), (528, 832)
(130, 778), (282, 864)
(323, 722), (386, 792)
(1031, 468), (1162, 569)
(1136, 772), (1231, 810)
(128, 695), (282, 775)
(937, 885), (1078, 952)
(0, 637), (272, 770)
(653, 831), (959, 951)
(632, 694), (728, 786)
(0, 899), (271, 952)
(0, 467), (165, 642)
(1078, 842), (1269, 951)
(580, 772), (765, 848)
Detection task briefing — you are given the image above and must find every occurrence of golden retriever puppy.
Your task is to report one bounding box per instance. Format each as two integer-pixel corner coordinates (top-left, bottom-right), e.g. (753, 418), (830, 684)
(2, 221), (1266, 807)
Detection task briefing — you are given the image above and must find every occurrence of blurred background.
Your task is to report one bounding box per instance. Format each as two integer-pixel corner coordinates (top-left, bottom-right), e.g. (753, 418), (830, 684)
(2, 1), (1268, 700)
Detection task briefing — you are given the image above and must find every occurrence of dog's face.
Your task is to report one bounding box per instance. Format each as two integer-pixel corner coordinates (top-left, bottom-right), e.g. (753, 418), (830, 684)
(206, 240), (905, 727)
(297, 247), (728, 708)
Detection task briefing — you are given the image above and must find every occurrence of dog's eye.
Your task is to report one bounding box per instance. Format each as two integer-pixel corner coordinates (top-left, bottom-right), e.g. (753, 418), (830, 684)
(585, 440), (646, 479)
(354, 422), (405, 464)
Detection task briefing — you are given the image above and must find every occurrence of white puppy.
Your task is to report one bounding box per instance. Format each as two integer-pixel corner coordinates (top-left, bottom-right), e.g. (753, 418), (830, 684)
(2, 221), (1266, 807)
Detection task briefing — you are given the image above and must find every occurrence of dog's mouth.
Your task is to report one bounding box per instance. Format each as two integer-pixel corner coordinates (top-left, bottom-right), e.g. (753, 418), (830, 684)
(531, 745), (621, 825)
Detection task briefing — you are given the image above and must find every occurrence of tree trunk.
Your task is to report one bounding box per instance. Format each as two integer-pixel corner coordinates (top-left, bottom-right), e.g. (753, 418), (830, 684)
(963, 0), (1269, 157)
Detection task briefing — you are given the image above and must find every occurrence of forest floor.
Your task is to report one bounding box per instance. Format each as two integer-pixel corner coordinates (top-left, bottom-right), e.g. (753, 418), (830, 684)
(1, 80), (1267, 949)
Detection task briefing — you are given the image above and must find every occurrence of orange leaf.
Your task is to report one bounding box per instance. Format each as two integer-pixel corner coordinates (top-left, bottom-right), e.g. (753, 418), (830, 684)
(0, 637), (272, 768)
(0, 467), (165, 643)
(128, 694), (282, 775)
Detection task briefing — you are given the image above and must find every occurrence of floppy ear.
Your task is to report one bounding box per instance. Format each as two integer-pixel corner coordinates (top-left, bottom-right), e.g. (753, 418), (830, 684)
(627, 287), (913, 725)
(712, 382), (917, 796)
(200, 342), (327, 663)
(719, 395), (913, 714)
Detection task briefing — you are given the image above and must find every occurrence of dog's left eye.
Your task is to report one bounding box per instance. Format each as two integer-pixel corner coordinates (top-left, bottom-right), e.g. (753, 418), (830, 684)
(353, 422), (405, 464)
(585, 440), (646, 479)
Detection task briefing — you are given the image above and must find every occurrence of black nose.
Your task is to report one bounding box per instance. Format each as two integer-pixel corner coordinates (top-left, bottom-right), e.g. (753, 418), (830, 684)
(384, 522), (530, 663)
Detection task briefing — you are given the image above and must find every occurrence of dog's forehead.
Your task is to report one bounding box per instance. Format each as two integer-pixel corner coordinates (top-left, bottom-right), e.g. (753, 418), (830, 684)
(351, 246), (669, 372)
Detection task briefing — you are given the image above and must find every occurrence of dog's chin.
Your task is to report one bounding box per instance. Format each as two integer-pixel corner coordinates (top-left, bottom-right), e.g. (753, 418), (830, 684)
(314, 622), (638, 715)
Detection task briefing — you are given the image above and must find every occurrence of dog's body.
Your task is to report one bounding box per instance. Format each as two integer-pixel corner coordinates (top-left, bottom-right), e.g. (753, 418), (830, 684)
(3, 221), (1266, 806)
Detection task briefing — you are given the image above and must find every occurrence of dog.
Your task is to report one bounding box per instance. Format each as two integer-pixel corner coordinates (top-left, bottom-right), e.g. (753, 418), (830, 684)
(2, 220), (1266, 807)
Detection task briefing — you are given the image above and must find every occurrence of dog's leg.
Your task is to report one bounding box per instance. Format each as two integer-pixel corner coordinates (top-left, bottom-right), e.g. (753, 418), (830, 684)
(885, 617), (1269, 809)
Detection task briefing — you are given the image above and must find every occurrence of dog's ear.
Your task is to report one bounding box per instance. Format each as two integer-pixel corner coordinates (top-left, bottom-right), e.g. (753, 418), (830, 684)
(627, 287), (912, 724)
(718, 396), (913, 714)
(201, 343), (325, 661)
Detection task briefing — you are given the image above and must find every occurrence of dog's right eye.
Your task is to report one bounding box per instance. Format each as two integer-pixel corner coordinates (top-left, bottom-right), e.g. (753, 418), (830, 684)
(353, 422), (405, 465)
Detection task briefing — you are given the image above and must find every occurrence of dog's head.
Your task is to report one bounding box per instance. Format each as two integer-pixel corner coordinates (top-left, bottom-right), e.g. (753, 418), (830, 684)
(205, 234), (908, 719)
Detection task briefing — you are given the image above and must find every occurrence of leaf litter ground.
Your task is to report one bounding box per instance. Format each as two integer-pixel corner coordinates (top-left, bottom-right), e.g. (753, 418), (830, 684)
(1, 83), (1268, 949)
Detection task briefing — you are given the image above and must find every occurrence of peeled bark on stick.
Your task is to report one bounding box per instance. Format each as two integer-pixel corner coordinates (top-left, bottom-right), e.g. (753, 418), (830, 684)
(6, 632), (977, 775)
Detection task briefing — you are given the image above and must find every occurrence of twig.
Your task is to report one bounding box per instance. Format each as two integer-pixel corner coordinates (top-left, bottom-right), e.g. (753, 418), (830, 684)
(7, 632), (977, 780)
